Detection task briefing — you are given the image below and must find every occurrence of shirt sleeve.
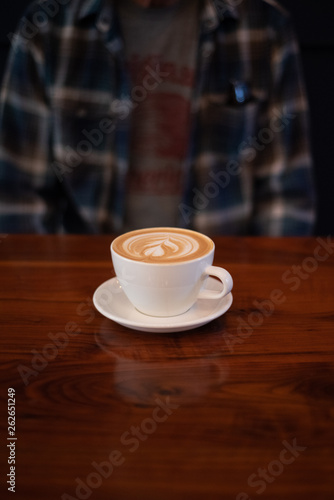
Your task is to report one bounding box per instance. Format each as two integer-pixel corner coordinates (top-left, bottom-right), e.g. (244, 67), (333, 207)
(0, 12), (55, 233)
(252, 11), (316, 236)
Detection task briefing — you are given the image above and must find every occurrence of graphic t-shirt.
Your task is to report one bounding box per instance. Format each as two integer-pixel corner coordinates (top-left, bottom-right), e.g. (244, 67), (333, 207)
(116, 0), (200, 230)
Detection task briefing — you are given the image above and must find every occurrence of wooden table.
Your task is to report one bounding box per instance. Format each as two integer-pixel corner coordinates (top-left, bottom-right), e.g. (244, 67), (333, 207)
(0, 235), (333, 500)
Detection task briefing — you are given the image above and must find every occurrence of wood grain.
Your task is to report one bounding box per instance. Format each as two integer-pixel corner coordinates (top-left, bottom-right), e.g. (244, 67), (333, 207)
(0, 235), (333, 500)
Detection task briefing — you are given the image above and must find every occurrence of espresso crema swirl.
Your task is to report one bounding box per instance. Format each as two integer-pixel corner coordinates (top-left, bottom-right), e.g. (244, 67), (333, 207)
(113, 228), (213, 263)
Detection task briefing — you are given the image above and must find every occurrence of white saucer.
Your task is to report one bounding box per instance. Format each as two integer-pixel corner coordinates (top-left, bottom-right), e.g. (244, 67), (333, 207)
(93, 277), (233, 333)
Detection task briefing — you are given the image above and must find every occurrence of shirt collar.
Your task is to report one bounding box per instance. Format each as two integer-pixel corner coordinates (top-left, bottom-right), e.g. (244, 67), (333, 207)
(78, 0), (240, 19)
(202, 0), (239, 30)
(78, 0), (124, 54)
(78, 0), (103, 19)
(78, 0), (240, 33)
(78, 0), (115, 31)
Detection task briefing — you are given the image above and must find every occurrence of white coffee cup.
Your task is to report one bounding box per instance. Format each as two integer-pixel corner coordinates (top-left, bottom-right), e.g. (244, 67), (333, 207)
(111, 227), (233, 317)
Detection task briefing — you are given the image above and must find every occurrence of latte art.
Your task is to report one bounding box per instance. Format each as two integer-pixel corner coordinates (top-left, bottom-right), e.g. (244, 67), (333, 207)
(112, 228), (213, 263)
(125, 234), (199, 261)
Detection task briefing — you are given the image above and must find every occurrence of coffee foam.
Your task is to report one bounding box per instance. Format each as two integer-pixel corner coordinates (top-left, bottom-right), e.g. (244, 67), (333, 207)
(113, 228), (213, 263)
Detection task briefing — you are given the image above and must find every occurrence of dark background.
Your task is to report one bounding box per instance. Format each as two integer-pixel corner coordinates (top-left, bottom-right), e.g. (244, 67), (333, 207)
(0, 1), (333, 236)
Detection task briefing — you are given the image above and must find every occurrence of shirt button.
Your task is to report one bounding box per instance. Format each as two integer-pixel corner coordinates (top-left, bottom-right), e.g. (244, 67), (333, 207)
(77, 108), (87, 117)
(202, 43), (214, 59)
(97, 15), (111, 33)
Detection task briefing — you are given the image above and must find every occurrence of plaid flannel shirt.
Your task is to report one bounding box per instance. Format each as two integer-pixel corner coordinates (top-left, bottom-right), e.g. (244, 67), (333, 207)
(0, 0), (316, 235)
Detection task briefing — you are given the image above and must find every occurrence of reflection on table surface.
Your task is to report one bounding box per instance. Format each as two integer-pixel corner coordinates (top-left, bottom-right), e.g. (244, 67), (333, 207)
(0, 235), (333, 500)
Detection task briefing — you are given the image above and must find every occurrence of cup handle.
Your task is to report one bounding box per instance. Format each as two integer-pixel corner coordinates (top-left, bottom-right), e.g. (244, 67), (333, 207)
(197, 266), (233, 300)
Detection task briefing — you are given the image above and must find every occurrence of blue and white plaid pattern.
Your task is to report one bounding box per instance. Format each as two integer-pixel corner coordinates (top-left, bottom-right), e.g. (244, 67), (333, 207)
(0, 0), (316, 235)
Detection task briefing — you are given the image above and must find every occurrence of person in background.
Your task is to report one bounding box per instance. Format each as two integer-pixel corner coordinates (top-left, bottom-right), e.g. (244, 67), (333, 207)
(0, 0), (316, 235)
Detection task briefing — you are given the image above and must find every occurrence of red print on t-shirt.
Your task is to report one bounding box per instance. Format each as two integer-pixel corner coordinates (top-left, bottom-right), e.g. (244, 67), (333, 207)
(131, 93), (191, 160)
(127, 54), (195, 196)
